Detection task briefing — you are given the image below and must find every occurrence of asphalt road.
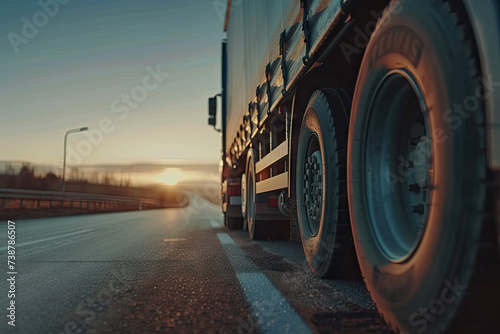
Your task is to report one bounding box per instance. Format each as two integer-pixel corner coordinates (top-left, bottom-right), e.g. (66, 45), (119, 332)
(0, 194), (389, 334)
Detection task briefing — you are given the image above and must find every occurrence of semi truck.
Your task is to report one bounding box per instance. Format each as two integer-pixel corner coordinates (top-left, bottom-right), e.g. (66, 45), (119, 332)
(208, 0), (500, 332)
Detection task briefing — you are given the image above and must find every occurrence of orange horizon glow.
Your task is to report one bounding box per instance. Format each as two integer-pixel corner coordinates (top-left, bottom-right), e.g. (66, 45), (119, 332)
(155, 168), (184, 186)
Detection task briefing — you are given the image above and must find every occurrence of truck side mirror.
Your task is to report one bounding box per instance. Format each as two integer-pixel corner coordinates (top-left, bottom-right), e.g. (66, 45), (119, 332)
(208, 97), (217, 127)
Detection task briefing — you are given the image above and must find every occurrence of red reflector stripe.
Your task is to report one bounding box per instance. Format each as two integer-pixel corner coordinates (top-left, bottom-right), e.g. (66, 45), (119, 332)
(227, 186), (241, 196)
(268, 198), (278, 207)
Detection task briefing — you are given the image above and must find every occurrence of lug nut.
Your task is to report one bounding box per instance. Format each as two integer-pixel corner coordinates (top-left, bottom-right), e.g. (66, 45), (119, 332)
(410, 137), (421, 145)
(412, 204), (425, 215)
(409, 183), (421, 194)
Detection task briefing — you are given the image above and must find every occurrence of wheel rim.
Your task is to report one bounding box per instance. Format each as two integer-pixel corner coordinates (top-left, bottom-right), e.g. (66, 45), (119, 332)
(364, 70), (433, 263)
(302, 133), (323, 237)
(247, 167), (255, 235)
(241, 174), (247, 228)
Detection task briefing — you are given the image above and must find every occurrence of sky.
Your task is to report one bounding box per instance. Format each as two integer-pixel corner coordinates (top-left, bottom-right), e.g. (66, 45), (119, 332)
(0, 0), (226, 167)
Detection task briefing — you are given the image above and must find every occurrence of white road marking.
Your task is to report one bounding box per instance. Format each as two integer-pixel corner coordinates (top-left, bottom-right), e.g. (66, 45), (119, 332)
(163, 238), (187, 242)
(216, 233), (312, 334)
(0, 229), (94, 251)
(210, 219), (222, 228)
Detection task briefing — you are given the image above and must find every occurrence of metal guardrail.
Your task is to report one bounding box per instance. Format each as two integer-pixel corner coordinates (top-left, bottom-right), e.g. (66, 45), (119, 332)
(0, 188), (161, 212)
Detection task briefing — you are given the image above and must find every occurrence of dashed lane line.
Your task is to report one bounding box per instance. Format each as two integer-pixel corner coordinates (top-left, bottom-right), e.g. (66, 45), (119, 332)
(210, 219), (222, 228)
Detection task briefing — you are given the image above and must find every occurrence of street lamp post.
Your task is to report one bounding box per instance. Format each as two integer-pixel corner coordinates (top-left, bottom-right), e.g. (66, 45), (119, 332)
(62, 127), (89, 192)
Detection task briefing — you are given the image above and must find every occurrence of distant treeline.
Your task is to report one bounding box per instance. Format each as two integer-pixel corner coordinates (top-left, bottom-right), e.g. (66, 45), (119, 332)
(0, 165), (185, 205)
(1, 163), (131, 188)
(0, 165), (62, 191)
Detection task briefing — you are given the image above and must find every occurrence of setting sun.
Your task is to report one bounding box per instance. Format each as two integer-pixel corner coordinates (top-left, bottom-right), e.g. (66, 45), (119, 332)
(156, 168), (183, 186)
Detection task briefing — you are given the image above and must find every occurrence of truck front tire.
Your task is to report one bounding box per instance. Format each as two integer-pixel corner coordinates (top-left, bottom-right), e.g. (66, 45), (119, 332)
(348, 0), (497, 332)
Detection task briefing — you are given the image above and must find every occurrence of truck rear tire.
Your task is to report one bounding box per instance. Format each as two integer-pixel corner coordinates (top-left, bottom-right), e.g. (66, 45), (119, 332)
(245, 149), (270, 240)
(348, 0), (498, 332)
(241, 173), (247, 228)
(296, 88), (352, 278)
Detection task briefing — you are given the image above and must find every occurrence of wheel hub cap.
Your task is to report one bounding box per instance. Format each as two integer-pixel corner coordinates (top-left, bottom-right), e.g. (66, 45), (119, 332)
(304, 151), (323, 224)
